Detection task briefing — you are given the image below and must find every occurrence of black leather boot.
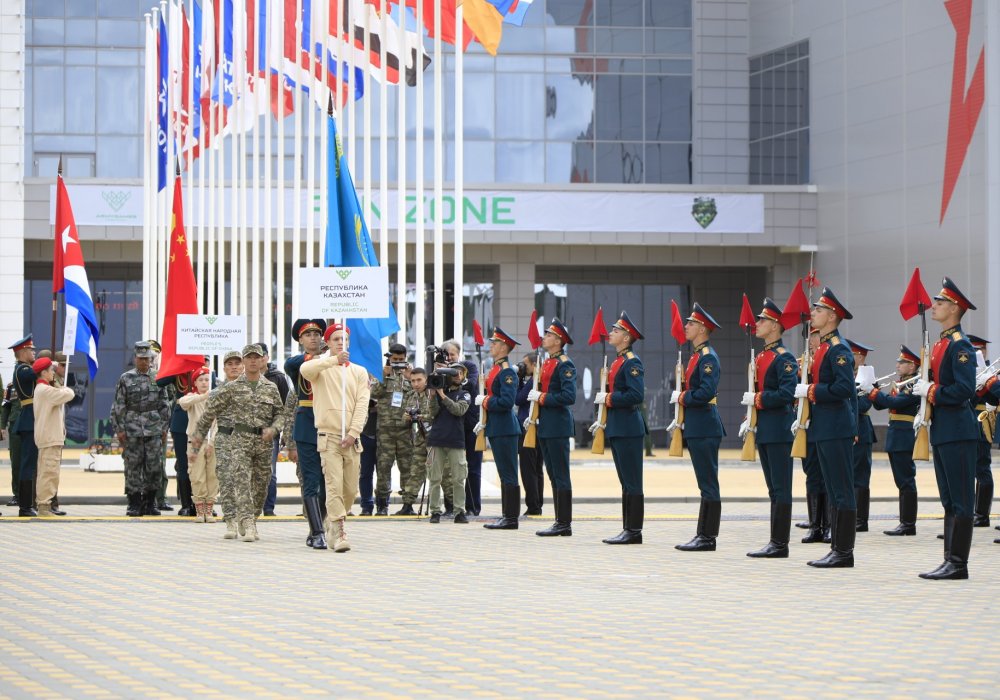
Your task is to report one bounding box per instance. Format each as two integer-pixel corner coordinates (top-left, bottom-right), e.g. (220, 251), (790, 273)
(126, 492), (143, 517)
(304, 496), (328, 550)
(17, 480), (37, 517)
(394, 503), (416, 516)
(375, 496), (389, 516)
(603, 493), (631, 544)
(801, 492), (827, 543)
(925, 513), (955, 575)
(143, 491), (161, 516)
(855, 488), (870, 532)
(50, 493), (67, 516)
(537, 489), (572, 537)
(177, 479), (195, 516)
(796, 492), (815, 529)
(748, 502), (791, 558)
(676, 499), (718, 551)
(808, 509), (856, 568)
(973, 483), (993, 527)
(884, 490), (917, 536)
(483, 484), (519, 529)
(920, 515), (971, 580)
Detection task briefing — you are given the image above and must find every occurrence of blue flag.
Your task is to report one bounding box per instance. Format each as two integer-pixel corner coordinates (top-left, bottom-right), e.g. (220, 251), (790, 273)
(157, 15), (168, 191)
(324, 113), (401, 380)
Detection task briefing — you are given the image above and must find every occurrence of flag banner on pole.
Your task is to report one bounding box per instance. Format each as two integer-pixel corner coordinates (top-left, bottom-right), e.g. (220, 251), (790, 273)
(588, 307), (607, 346)
(780, 278), (810, 330)
(159, 173), (206, 379)
(739, 293), (755, 332)
(502, 0), (535, 25)
(669, 300), (685, 346)
(54, 175), (101, 378)
(323, 111), (401, 380)
(899, 267), (932, 321)
(157, 14), (169, 191)
(527, 309), (541, 349)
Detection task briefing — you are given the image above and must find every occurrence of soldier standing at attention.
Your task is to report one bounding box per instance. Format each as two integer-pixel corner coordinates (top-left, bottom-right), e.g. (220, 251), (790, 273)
(795, 288), (857, 569)
(300, 324), (372, 553)
(284, 319), (327, 547)
(869, 345), (921, 535)
(156, 369), (196, 516)
(798, 328), (831, 544)
(743, 298), (798, 558)
(372, 343), (416, 516)
(967, 335), (994, 528)
(111, 342), (170, 517)
(403, 367), (432, 515)
(847, 340), (877, 532)
(595, 312), (646, 545)
(143, 339), (174, 512)
(4, 336), (35, 514)
(192, 344), (283, 543)
(530, 318), (577, 538)
(675, 304), (726, 552)
(478, 327), (522, 531)
(913, 278), (978, 580)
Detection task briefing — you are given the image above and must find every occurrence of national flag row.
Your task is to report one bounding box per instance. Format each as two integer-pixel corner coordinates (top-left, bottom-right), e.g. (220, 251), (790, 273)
(154, 0), (536, 191)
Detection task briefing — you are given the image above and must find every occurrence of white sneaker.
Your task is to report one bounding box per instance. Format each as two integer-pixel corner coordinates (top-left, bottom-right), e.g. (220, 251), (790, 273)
(224, 519), (238, 539)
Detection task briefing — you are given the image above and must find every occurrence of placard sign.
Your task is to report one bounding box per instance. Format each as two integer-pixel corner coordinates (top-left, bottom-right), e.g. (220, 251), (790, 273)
(297, 267), (390, 319)
(177, 314), (247, 355)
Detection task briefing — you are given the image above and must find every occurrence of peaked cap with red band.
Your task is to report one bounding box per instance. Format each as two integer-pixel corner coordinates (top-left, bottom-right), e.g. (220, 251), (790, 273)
(292, 318), (327, 342)
(687, 302), (721, 332)
(757, 297), (784, 325)
(613, 311), (643, 341)
(324, 323), (350, 342)
(967, 334), (989, 351)
(813, 286), (853, 320)
(846, 339), (873, 356)
(897, 345), (920, 365)
(545, 317), (573, 345)
(933, 277), (976, 311)
(490, 326), (520, 349)
(8, 334), (34, 352)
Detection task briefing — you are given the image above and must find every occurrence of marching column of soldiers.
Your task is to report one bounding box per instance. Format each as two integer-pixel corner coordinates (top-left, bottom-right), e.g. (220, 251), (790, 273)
(6, 274), (997, 580)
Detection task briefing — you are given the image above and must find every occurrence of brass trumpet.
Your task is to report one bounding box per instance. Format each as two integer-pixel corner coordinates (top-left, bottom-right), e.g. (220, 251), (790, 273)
(975, 358), (1000, 391)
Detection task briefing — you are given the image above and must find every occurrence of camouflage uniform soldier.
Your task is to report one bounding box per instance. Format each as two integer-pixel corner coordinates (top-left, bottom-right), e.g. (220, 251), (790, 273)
(402, 368), (433, 512)
(192, 344), (284, 542)
(110, 342), (170, 517)
(372, 343), (416, 515)
(209, 350), (245, 528)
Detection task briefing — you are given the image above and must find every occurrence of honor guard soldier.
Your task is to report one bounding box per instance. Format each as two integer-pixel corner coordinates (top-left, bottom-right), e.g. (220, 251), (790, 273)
(284, 319), (329, 549)
(529, 318), (578, 537)
(478, 327), (522, 530)
(596, 312), (646, 545)
(847, 340), (877, 532)
(967, 335), (995, 527)
(7, 335), (37, 516)
(869, 345), (921, 535)
(914, 278), (978, 579)
(799, 328), (831, 544)
(743, 298), (798, 558)
(675, 304), (726, 552)
(111, 342), (171, 517)
(795, 288), (857, 568)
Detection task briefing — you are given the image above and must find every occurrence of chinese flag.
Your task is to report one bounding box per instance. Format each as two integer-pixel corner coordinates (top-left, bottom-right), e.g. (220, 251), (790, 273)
(158, 174), (205, 379)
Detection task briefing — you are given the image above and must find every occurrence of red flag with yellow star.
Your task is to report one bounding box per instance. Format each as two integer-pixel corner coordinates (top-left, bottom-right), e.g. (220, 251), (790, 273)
(158, 174), (204, 379)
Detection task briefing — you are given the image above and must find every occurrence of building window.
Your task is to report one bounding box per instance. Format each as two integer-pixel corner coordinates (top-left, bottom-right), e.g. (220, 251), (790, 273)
(749, 40), (809, 185)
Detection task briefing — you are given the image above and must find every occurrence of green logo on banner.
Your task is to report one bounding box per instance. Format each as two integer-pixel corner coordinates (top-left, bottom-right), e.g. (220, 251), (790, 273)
(692, 197), (717, 229)
(206, 316), (218, 324)
(336, 269), (353, 280)
(102, 190), (131, 212)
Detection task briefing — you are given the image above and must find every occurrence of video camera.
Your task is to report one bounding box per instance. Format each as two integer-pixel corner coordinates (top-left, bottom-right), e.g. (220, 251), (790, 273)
(426, 345), (460, 389)
(384, 343), (410, 371)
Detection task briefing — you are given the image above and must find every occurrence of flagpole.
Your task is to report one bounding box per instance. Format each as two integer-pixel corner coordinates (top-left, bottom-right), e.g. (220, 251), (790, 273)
(378, 0), (389, 355)
(414, 0), (426, 361)
(160, 1), (172, 337)
(51, 159), (63, 352)
(291, 0), (303, 318)
(317, 0), (329, 267)
(236, 2), (248, 326)
(432, 3), (443, 345)
(363, 1), (373, 273)
(205, 0), (217, 318)
(396, 2), (407, 347)
(454, 2), (464, 345)
(215, 0), (226, 321)
(192, 0), (204, 312)
(275, 17), (287, 367)
(263, 0), (274, 360)
(249, 0), (261, 344)
(304, 0), (318, 271)
(143, 13), (154, 338)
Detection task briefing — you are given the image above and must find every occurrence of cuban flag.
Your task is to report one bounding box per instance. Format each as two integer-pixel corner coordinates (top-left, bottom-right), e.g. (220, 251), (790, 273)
(53, 175), (100, 379)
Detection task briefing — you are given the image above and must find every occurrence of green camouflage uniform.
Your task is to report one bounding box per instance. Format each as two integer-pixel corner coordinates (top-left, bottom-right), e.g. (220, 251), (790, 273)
(194, 375), (284, 531)
(372, 371), (415, 503)
(110, 368), (170, 495)
(1, 375), (21, 500)
(402, 389), (433, 503)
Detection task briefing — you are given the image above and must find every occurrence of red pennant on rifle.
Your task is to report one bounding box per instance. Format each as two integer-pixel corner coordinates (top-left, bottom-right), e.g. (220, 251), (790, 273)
(805, 269), (821, 288)
(527, 310), (542, 350)
(588, 307), (608, 345)
(670, 300), (685, 346)
(780, 278), (811, 330)
(739, 293), (755, 332)
(899, 267), (932, 321)
(472, 319), (484, 346)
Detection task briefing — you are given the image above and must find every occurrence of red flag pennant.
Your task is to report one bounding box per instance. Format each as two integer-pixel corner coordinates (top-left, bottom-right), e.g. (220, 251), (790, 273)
(527, 310), (542, 350)
(158, 175), (206, 380)
(588, 307), (607, 346)
(899, 267), (933, 321)
(472, 319), (484, 346)
(805, 269), (821, 288)
(670, 300), (685, 346)
(739, 293), (755, 333)
(780, 279), (810, 330)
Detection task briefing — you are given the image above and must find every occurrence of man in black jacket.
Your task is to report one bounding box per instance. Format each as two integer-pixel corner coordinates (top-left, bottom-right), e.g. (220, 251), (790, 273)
(425, 364), (471, 524)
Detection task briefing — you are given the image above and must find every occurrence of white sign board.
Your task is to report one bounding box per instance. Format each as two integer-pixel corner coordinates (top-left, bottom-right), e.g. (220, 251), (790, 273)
(176, 314), (247, 355)
(297, 267), (390, 319)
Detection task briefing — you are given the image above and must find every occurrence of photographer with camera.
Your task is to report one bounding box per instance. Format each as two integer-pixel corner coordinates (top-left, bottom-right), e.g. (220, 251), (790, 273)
(439, 339), (482, 515)
(402, 368), (432, 513)
(424, 362), (472, 523)
(372, 343), (417, 515)
(515, 353), (545, 516)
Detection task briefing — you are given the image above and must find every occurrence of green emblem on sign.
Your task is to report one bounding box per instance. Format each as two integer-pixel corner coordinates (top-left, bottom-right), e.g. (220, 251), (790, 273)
(102, 190), (131, 212)
(336, 269), (353, 280)
(206, 316), (217, 324)
(692, 196), (717, 229)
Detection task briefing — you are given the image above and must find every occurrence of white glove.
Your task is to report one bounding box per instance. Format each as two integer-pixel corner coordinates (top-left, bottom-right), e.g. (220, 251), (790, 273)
(594, 392), (608, 405)
(856, 380), (874, 393)
(740, 391), (756, 406)
(527, 389), (541, 402)
(913, 379), (932, 397)
(670, 390), (681, 404)
(738, 419), (750, 439)
(790, 419), (799, 435)
(666, 419), (678, 433)
(472, 421), (485, 435)
(794, 384), (809, 399)
(588, 421), (605, 435)
(474, 394), (485, 406)
(522, 417), (535, 431)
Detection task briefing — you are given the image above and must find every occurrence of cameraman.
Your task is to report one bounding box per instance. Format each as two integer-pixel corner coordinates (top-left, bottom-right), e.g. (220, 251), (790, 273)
(515, 353), (545, 516)
(425, 363), (471, 523)
(372, 343), (417, 515)
(440, 339), (482, 515)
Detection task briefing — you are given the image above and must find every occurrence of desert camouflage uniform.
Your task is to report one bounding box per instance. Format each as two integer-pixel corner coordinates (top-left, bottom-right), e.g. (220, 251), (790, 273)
(372, 371), (416, 504)
(110, 367), (170, 495)
(194, 375), (284, 532)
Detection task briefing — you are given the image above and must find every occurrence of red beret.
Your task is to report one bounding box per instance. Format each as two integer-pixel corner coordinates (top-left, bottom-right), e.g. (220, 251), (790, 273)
(324, 323), (350, 342)
(32, 357), (53, 374)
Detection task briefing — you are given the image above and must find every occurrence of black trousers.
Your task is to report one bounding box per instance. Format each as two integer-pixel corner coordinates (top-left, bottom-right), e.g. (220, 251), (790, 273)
(517, 432), (545, 512)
